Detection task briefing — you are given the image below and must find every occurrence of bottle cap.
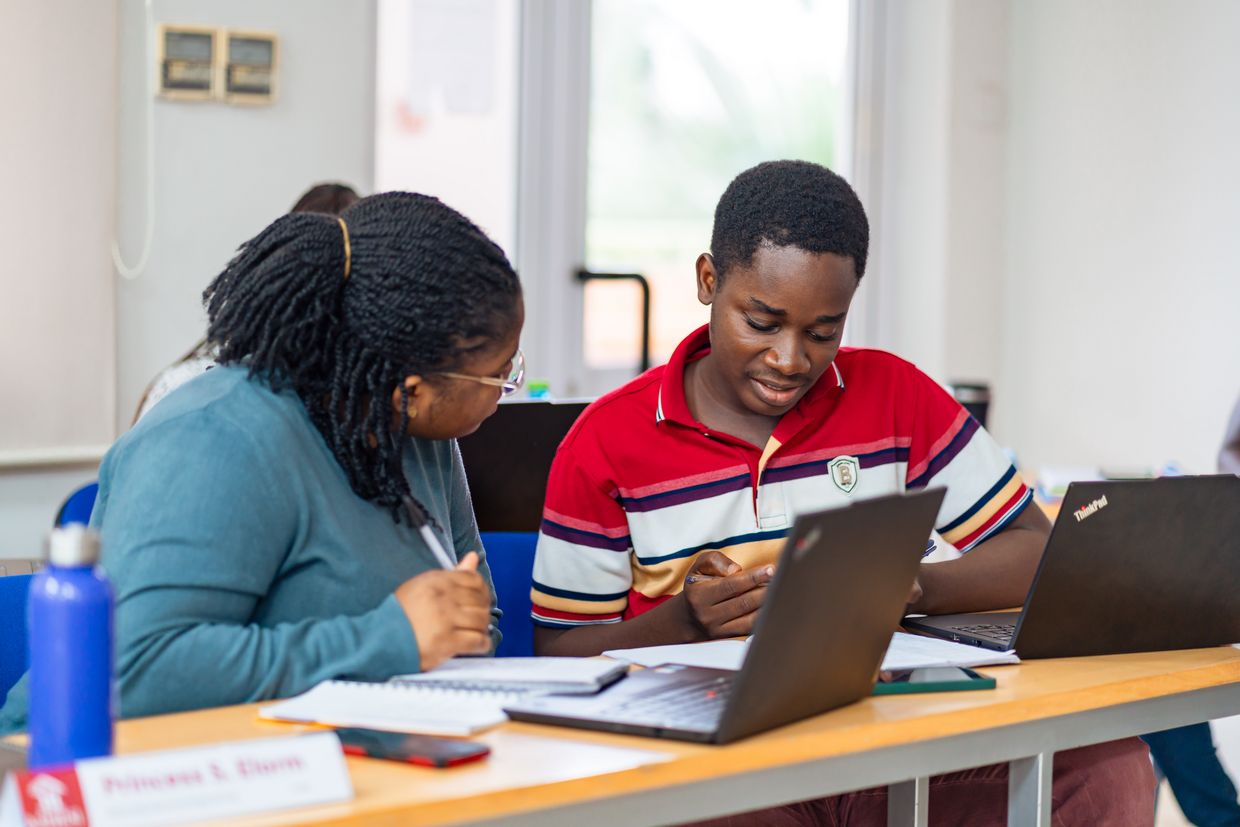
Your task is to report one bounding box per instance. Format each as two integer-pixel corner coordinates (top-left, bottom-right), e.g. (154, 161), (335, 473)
(46, 524), (101, 567)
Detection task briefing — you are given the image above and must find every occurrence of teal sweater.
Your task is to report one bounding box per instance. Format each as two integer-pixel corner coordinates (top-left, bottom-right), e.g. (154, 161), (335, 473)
(0, 366), (498, 730)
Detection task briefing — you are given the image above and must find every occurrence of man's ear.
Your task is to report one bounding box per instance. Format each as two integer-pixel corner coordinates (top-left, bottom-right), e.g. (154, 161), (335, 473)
(696, 253), (719, 306)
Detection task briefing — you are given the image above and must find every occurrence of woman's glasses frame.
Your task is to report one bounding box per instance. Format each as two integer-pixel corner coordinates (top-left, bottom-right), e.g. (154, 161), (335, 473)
(436, 348), (525, 397)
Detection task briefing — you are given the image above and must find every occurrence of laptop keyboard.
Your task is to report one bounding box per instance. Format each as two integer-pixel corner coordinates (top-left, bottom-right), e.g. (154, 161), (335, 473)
(609, 673), (733, 729)
(955, 623), (1015, 645)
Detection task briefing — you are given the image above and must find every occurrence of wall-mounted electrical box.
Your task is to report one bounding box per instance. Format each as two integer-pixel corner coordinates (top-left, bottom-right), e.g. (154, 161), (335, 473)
(224, 30), (278, 104)
(157, 25), (219, 100)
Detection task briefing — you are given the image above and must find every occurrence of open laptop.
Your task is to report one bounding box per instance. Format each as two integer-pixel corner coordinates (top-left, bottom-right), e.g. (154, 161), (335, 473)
(904, 475), (1240, 658)
(504, 489), (945, 744)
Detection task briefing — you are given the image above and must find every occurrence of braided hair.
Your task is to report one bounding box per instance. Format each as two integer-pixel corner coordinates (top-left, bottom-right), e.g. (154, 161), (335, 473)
(204, 191), (521, 520)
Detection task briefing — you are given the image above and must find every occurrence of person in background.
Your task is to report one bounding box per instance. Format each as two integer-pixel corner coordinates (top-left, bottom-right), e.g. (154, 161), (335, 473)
(289, 181), (361, 215)
(1145, 723), (1240, 827)
(131, 182), (361, 423)
(531, 160), (1153, 824)
(1, 191), (524, 729)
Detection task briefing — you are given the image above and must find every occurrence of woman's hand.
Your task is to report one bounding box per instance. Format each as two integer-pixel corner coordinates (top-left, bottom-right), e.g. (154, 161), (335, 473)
(395, 551), (492, 670)
(680, 551), (774, 639)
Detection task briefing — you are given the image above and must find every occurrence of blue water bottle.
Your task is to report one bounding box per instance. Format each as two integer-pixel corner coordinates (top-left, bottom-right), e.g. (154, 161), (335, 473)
(27, 524), (115, 768)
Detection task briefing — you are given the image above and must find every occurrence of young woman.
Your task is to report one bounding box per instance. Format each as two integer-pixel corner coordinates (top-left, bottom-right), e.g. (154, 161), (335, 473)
(4, 192), (524, 726)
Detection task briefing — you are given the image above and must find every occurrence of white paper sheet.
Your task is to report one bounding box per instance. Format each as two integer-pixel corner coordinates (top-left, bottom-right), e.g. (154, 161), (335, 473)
(604, 639), (750, 671)
(880, 632), (1019, 671)
(604, 632), (1018, 673)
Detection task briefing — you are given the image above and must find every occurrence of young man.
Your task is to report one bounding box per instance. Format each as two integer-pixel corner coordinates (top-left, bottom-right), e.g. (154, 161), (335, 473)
(531, 161), (1153, 823)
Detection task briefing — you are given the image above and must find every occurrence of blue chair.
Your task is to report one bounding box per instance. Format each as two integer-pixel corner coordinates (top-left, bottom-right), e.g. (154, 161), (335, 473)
(482, 532), (538, 657)
(55, 482), (99, 527)
(0, 574), (32, 702)
(0, 482), (98, 706)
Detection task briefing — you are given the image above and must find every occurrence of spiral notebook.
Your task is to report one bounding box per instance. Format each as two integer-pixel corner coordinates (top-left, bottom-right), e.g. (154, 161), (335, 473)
(260, 659), (628, 736)
(391, 656), (627, 694)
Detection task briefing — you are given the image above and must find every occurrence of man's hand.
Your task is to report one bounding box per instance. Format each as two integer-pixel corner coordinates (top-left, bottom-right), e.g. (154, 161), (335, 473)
(395, 551), (492, 670)
(681, 551), (774, 639)
(905, 575), (924, 614)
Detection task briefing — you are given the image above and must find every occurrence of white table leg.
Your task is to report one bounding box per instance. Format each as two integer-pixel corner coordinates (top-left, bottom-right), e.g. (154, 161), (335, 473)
(887, 777), (929, 827)
(1008, 753), (1052, 827)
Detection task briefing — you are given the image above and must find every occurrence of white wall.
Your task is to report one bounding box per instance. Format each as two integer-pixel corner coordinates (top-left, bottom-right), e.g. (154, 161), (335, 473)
(996, 0), (1240, 473)
(868, 0), (1239, 472)
(116, 0), (378, 425)
(0, 0), (377, 557)
(864, 0), (1009, 397)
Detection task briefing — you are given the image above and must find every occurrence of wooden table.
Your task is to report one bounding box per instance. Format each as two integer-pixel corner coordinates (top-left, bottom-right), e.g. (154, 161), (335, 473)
(88, 646), (1240, 827)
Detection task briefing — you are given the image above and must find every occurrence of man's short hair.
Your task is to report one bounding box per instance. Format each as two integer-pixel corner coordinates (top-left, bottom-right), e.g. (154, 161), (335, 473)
(710, 160), (870, 280)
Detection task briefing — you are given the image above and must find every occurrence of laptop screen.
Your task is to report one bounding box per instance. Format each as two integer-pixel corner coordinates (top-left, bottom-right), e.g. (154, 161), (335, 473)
(457, 399), (589, 532)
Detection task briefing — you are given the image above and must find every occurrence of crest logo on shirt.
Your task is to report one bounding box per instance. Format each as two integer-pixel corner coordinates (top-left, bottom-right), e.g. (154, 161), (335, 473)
(828, 455), (860, 494)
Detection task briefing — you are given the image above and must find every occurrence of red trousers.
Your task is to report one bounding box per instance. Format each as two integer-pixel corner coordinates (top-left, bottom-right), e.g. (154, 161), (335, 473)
(686, 737), (1155, 826)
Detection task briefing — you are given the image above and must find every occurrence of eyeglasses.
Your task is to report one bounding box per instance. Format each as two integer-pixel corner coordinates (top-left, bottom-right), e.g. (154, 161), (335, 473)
(437, 348), (526, 397)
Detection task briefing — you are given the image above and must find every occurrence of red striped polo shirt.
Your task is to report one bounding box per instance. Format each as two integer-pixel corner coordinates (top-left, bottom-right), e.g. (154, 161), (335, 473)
(530, 325), (1031, 628)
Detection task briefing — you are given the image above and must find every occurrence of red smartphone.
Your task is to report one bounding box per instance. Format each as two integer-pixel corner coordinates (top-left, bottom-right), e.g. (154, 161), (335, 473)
(335, 727), (491, 768)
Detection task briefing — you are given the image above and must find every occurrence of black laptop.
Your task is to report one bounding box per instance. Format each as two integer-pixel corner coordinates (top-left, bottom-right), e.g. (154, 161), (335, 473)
(503, 489), (946, 744)
(904, 475), (1240, 658)
(457, 398), (589, 532)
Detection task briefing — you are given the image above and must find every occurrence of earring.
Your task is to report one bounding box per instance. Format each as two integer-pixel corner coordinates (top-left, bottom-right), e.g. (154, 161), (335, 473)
(408, 407), (418, 420)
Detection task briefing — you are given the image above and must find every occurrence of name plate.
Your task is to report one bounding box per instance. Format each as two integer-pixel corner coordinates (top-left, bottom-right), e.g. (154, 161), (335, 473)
(0, 731), (352, 826)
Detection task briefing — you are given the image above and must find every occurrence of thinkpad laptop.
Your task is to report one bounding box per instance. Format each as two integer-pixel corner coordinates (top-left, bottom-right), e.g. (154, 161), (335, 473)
(504, 489), (945, 744)
(904, 475), (1240, 658)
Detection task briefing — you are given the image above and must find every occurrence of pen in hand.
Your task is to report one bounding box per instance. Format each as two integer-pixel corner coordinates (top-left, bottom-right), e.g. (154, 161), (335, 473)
(392, 501), (489, 668)
(681, 552), (774, 639)
(403, 496), (458, 570)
